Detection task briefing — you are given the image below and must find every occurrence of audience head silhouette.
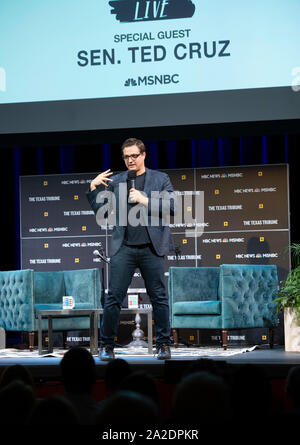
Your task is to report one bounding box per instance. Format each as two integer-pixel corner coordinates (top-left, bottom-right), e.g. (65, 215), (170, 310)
(104, 358), (132, 395)
(0, 380), (35, 425)
(118, 370), (160, 406)
(28, 394), (79, 425)
(60, 346), (96, 394)
(0, 364), (35, 391)
(173, 370), (230, 424)
(96, 390), (159, 427)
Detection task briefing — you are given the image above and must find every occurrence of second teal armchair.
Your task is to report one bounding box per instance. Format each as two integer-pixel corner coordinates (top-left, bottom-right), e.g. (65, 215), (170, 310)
(168, 264), (279, 349)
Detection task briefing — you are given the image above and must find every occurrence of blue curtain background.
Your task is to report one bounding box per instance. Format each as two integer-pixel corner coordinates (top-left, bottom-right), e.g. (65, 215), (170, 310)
(2, 133), (298, 271)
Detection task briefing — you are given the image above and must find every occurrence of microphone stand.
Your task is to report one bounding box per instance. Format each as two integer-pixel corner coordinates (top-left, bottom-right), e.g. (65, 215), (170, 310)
(174, 245), (181, 265)
(93, 249), (110, 308)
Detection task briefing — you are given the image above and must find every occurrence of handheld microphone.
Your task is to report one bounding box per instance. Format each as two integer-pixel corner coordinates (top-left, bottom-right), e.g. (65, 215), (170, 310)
(93, 249), (108, 308)
(93, 249), (110, 264)
(128, 170), (137, 203)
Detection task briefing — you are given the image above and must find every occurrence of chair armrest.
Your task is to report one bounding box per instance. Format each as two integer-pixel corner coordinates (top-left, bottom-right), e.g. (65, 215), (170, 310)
(219, 264), (279, 329)
(0, 269), (35, 331)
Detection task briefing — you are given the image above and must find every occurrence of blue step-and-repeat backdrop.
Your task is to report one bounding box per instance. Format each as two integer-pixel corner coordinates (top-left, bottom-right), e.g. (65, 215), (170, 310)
(20, 164), (290, 346)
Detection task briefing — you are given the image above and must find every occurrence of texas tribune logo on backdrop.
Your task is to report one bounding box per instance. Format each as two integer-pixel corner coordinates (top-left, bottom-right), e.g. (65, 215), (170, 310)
(109, 0), (196, 23)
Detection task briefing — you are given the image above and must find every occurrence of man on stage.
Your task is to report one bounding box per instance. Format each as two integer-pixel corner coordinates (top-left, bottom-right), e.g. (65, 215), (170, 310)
(86, 138), (176, 361)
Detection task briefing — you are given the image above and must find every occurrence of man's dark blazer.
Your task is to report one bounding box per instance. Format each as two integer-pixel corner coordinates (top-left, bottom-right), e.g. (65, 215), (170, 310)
(86, 168), (176, 257)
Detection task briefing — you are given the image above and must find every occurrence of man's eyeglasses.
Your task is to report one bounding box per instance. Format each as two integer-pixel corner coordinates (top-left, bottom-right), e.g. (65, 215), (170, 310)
(122, 153), (141, 161)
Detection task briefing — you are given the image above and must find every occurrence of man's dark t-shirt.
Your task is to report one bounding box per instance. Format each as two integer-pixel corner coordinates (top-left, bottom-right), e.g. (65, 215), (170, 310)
(124, 172), (151, 246)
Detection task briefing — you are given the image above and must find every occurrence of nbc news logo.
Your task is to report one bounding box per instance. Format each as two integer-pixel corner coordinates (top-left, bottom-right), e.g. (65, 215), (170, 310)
(125, 78), (137, 87)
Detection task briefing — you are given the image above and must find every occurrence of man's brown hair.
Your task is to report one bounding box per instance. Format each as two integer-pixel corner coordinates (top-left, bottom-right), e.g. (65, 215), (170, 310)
(121, 138), (146, 154)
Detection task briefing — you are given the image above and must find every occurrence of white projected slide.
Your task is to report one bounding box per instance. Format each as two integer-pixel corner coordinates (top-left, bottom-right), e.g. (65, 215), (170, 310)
(0, 0), (300, 134)
(0, 0), (299, 104)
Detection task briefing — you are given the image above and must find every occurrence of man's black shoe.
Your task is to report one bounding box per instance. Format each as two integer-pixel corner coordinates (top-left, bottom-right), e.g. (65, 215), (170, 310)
(99, 346), (115, 361)
(156, 344), (171, 360)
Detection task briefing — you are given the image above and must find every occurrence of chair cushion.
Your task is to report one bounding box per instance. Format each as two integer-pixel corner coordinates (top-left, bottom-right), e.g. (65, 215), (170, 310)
(0, 269), (34, 331)
(173, 300), (221, 315)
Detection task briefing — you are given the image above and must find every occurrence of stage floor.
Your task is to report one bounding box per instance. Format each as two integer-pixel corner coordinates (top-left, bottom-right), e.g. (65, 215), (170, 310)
(1, 345), (300, 380)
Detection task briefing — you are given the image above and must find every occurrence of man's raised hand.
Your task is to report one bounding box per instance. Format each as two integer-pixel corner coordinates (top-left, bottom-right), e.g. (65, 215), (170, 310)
(90, 169), (113, 191)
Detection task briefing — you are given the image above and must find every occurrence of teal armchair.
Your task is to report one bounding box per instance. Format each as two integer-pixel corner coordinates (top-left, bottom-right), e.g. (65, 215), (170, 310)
(0, 268), (101, 350)
(168, 264), (279, 349)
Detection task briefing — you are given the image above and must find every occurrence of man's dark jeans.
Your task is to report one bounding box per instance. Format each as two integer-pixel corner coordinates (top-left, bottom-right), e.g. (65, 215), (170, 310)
(100, 244), (170, 347)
